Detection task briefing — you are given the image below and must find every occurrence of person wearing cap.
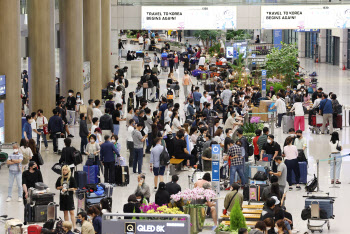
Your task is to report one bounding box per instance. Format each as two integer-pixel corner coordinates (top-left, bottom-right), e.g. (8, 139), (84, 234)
(48, 109), (64, 153)
(22, 161), (43, 205)
(66, 90), (77, 126)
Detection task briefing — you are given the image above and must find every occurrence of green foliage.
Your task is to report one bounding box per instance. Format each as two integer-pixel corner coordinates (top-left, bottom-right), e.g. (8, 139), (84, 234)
(194, 30), (221, 49)
(208, 43), (221, 56)
(241, 122), (264, 133)
(265, 43), (298, 86)
(243, 132), (255, 144)
(268, 82), (286, 94)
(226, 30), (252, 41)
(230, 200), (247, 231)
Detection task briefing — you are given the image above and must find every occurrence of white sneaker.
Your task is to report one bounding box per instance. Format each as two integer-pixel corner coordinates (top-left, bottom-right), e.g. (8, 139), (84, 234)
(18, 197), (23, 202)
(6, 197), (12, 202)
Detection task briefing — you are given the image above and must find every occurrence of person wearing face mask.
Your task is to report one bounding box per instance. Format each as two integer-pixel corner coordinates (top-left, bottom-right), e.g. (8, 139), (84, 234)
(22, 161), (43, 205)
(271, 93), (286, 128)
(78, 211), (95, 234)
(99, 108), (114, 139)
(6, 144), (24, 202)
(112, 103), (126, 136)
(56, 165), (78, 232)
(36, 109), (49, 150)
(127, 119), (136, 167)
(66, 90), (77, 126)
(257, 127), (269, 156)
(59, 138), (77, 174)
(100, 135), (120, 185)
(123, 194), (141, 219)
(283, 136), (301, 191)
(260, 135), (281, 172)
(302, 89), (310, 108)
(87, 206), (102, 234)
(294, 130), (307, 160)
(85, 135), (100, 166)
(110, 135), (121, 158)
(290, 97), (305, 131)
(79, 113), (89, 154)
(22, 115), (33, 141)
(269, 157), (287, 193)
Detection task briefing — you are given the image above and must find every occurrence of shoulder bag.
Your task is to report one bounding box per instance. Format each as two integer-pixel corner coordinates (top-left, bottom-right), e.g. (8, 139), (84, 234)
(223, 191), (238, 215)
(43, 117), (49, 135)
(336, 141), (341, 152)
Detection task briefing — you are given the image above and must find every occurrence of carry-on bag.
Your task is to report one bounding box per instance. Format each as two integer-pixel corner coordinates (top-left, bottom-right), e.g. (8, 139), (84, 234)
(100, 183), (113, 197)
(5, 219), (23, 234)
(305, 198), (334, 219)
(28, 224), (42, 233)
(86, 193), (106, 209)
(283, 115), (295, 133)
(31, 193), (55, 206)
(35, 182), (48, 190)
(115, 165), (130, 186)
(74, 171), (87, 189)
(292, 161), (307, 184)
(33, 205), (48, 222)
(47, 202), (57, 221)
(83, 165), (99, 184)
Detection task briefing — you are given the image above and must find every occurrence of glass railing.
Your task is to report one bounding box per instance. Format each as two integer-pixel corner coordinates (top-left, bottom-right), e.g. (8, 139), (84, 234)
(117, 0), (350, 5)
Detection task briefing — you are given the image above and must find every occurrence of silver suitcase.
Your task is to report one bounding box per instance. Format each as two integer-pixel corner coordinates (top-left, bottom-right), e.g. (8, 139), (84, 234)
(282, 115), (294, 133)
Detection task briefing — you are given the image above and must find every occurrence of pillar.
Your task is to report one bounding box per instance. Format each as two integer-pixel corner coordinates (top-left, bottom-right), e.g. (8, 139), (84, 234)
(339, 29), (347, 69)
(101, 0), (112, 86)
(111, 0), (119, 69)
(28, 0), (55, 115)
(298, 32), (306, 58)
(319, 29), (327, 63)
(60, 0), (84, 97)
(84, 0), (102, 101)
(0, 0), (22, 142)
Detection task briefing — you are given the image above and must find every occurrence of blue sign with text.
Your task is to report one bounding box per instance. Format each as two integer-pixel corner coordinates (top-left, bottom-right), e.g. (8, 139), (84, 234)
(211, 144), (221, 182)
(262, 70), (267, 76)
(262, 78), (267, 91)
(0, 102), (4, 128)
(0, 75), (5, 98)
(273, 29), (283, 50)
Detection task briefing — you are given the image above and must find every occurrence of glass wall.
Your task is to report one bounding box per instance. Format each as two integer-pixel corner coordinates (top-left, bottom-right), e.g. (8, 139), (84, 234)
(326, 29), (333, 64)
(283, 30), (298, 46)
(348, 29), (350, 69)
(305, 31), (318, 58)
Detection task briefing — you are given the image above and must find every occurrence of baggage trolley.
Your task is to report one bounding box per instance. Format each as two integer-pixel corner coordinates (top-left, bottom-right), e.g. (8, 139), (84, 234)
(307, 201), (330, 233)
(310, 114), (329, 134)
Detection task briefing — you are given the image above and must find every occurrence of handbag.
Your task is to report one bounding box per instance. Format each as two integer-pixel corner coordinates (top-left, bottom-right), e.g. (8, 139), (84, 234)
(42, 117), (49, 135)
(223, 191), (238, 215)
(37, 152), (44, 165)
(79, 104), (87, 114)
(336, 141), (341, 151)
(143, 82), (149, 89)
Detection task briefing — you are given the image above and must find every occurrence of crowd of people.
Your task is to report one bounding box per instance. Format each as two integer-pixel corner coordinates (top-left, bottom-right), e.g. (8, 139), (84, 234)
(6, 36), (345, 233)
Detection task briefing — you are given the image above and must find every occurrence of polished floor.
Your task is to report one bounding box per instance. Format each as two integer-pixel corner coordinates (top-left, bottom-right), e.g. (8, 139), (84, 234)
(1, 41), (350, 233)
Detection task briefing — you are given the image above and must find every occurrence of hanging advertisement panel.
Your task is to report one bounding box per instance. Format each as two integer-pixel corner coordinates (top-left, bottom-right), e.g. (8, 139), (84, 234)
(261, 5), (350, 29)
(142, 6), (237, 30)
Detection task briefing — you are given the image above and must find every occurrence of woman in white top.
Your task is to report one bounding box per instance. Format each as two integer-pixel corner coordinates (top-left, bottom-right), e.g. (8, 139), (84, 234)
(283, 136), (301, 191)
(189, 126), (198, 145)
(75, 92), (84, 124)
(329, 132), (342, 184)
(113, 86), (123, 106)
(85, 135), (100, 163)
(213, 128), (224, 147)
(290, 97), (305, 131)
(171, 111), (182, 136)
(93, 128), (103, 145)
(19, 138), (33, 171)
(163, 121), (172, 137)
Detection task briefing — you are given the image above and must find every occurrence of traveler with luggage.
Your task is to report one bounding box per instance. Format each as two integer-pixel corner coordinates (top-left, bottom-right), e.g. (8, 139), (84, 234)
(22, 161), (43, 204)
(19, 138), (33, 171)
(329, 132), (342, 184)
(48, 109), (64, 154)
(66, 90), (77, 126)
(150, 137), (166, 190)
(319, 93), (333, 134)
(132, 123), (148, 174)
(59, 138), (76, 174)
(294, 130), (307, 161)
(55, 165), (78, 233)
(227, 139), (245, 185)
(182, 71), (193, 99)
(79, 113), (89, 154)
(100, 135), (120, 185)
(253, 129), (262, 163)
(36, 109), (49, 150)
(331, 94), (342, 129)
(271, 93), (286, 128)
(153, 53), (160, 68)
(6, 143), (23, 202)
(77, 211), (95, 234)
(290, 97), (305, 131)
(283, 136), (301, 191)
(112, 103), (126, 136)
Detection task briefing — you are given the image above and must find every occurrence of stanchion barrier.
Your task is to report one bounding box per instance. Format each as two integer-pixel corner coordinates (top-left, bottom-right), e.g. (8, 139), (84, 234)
(318, 154), (350, 189)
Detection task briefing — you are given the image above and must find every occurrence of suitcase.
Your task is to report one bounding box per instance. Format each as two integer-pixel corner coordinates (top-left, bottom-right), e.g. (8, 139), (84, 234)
(292, 161), (307, 184)
(5, 219), (23, 234)
(28, 224), (42, 233)
(115, 165), (130, 186)
(100, 183), (113, 197)
(220, 164), (229, 179)
(57, 138), (64, 153)
(262, 154), (273, 162)
(282, 115), (295, 133)
(335, 114), (342, 129)
(47, 202), (57, 221)
(305, 198), (334, 219)
(83, 165), (99, 184)
(76, 189), (86, 215)
(102, 88), (108, 99)
(33, 205), (48, 222)
(86, 192), (105, 209)
(74, 171), (88, 189)
(199, 72), (208, 80)
(31, 193), (55, 206)
(249, 165), (265, 181)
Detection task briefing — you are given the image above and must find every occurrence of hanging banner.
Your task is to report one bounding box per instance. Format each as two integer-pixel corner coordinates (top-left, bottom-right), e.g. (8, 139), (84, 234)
(273, 30), (282, 50)
(261, 5), (350, 29)
(142, 6), (237, 30)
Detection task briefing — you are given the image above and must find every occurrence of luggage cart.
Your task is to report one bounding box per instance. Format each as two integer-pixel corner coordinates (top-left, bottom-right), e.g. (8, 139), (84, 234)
(310, 114), (329, 134)
(307, 201), (330, 233)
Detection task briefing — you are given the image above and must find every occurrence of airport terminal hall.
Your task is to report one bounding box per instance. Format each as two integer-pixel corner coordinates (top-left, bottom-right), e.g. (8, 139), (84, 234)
(2, 0), (350, 234)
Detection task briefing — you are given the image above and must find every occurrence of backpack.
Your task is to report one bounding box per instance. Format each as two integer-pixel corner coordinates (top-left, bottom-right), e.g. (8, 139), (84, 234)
(157, 57), (160, 63)
(248, 144), (254, 156)
(305, 175), (318, 192)
(335, 104), (342, 114)
(124, 79), (129, 88)
(54, 218), (64, 234)
(73, 150), (82, 166)
(301, 207), (311, 220)
(253, 171), (268, 181)
(167, 89), (174, 100)
(159, 146), (170, 166)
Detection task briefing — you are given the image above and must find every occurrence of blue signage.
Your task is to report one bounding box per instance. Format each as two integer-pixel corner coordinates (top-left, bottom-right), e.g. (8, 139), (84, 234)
(262, 70), (267, 76)
(273, 29), (282, 50)
(211, 144), (221, 155)
(233, 50), (237, 59)
(252, 54), (256, 58)
(0, 102), (4, 128)
(0, 75), (5, 98)
(294, 29), (319, 32)
(262, 78), (267, 91)
(212, 161), (220, 182)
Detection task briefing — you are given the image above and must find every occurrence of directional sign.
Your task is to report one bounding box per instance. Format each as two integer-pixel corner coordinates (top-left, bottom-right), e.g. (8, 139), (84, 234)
(233, 50), (237, 59)
(252, 54), (256, 58)
(262, 70), (267, 76)
(212, 161), (220, 182)
(212, 145), (220, 154)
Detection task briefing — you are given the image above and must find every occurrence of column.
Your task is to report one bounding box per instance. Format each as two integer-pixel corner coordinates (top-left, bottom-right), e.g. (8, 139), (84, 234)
(101, 0), (112, 87)
(28, 0), (55, 115)
(339, 29), (348, 69)
(319, 30), (327, 63)
(298, 32), (306, 58)
(59, 0), (84, 98)
(84, 0), (102, 101)
(0, 0), (22, 142)
(111, 0), (119, 70)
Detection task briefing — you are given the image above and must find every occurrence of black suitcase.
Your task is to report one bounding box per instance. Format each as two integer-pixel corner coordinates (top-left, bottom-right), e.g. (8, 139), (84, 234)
(102, 88), (108, 99)
(24, 203), (33, 224)
(31, 193), (55, 206)
(33, 205), (48, 222)
(74, 171), (87, 189)
(115, 165), (129, 186)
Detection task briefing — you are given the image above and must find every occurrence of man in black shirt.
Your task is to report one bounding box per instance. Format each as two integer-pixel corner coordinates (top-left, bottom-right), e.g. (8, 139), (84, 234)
(22, 161), (43, 204)
(166, 175), (181, 196)
(66, 90), (77, 126)
(173, 131), (194, 167)
(260, 134), (281, 172)
(22, 70), (29, 97)
(112, 103), (126, 135)
(99, 109), (114, 138)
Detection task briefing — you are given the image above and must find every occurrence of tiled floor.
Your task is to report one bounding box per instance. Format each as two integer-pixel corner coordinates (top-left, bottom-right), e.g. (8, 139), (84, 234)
(2, 39), (350, 233)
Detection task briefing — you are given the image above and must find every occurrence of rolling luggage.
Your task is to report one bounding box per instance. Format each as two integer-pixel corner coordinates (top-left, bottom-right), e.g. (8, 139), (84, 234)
(28, 224), (42, 233)
(305, 198), (334, 219)
(86, 192), (105, 209)
(335, 114), (342, 129)
(83, 165), (99, 184)
(100, 183), (113, 197)
(76, 189), (86, 215)
(249, 165), (265, 180)
(31, 193), (55, 206)
(74, 171), (87, 189)
(47, 202), (57, 221)
(262, 154), (273, 162)
(115, 165), (129, 186)
(33, 205), (48, 222)
(292, 161), (307, 184)
(0, 152), (8, 162)
(283, 115), (295, 133)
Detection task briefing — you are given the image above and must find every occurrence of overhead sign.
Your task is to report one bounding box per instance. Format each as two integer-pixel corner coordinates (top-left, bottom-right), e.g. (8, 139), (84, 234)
(273, 30), (282, 50)
(261, 5), (350, 29)
(142, 6), (237, 30)
(262, 70), (267, 76)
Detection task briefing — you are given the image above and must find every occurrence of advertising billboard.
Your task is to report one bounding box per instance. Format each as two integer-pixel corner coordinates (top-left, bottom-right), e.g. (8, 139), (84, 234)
(261, 5), (350, 29)
(142, 6), (237, 30)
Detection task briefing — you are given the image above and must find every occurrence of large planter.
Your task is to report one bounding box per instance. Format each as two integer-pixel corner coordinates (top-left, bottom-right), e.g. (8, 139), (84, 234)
(184, 206), (207, 234)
